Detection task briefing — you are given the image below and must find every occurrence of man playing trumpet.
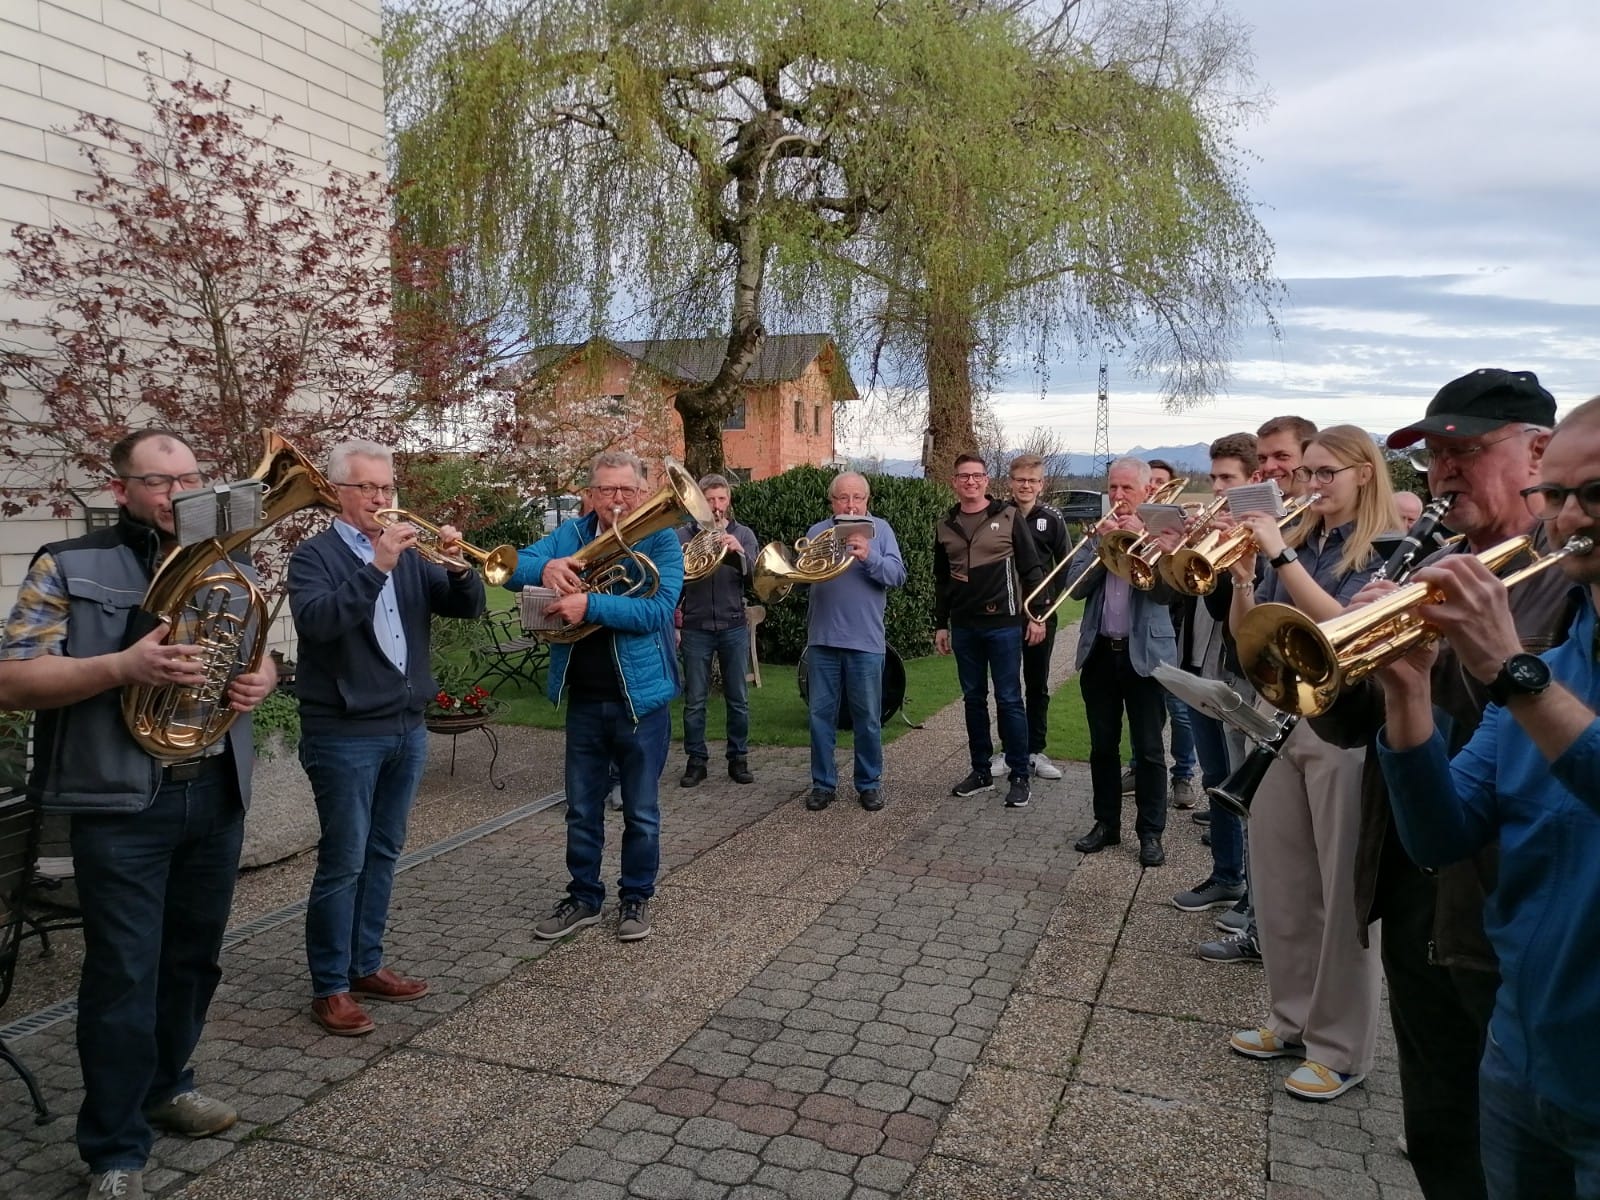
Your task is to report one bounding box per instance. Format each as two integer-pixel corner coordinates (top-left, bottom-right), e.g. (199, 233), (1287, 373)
(289, 439), (486, 1037)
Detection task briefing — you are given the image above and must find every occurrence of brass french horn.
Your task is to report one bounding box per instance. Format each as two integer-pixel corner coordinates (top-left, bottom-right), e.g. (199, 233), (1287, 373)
(751, 524), (859, 604)
(682, 524), (731, 582)
(123, 431), (341, 761)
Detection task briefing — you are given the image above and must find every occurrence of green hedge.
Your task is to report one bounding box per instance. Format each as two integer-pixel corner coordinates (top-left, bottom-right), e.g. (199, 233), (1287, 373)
(732, 466), (952, 664)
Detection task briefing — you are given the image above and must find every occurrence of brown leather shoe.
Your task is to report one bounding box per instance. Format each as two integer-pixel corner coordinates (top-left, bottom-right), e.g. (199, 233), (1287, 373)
(350, 967), (429, 1002)
(311, 992), (374, 1037)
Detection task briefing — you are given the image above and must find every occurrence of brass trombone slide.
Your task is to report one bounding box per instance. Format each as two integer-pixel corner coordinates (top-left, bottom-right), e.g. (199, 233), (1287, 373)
(1237, 533), (1595, 717)
(1023, 531), (1100, 623)
(374, 508), (520, 587)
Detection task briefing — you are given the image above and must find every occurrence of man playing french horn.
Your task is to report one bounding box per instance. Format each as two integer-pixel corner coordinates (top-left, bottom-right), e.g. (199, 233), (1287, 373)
(509, 450), (684, 943)
(0, 429), (276, 1200)
(676, 474), (761, 789)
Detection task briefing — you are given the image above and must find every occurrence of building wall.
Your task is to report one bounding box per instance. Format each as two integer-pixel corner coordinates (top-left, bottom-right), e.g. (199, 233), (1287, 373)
(0, 0), (386, 642)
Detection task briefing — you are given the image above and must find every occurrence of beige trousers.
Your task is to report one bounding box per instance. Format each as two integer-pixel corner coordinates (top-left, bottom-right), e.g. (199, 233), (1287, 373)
(1251, 719), (1382, 1076)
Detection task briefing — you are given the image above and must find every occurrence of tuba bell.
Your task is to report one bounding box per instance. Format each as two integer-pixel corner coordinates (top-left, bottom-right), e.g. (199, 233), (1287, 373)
(537, 460), (713, 644)
(751, 523), (859, 604)
(123, 431), (341, 761)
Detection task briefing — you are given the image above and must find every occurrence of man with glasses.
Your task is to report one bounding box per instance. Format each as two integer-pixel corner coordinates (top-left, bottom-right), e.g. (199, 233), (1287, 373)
(510, 451), (683, 941)
(289, 439), (486, 1036)
(1375, 393), (1600, 1200)
(1003, 454), (1070, 780)
(1314, 369), (1567, 1199)
(0, 429), (277, 1199)
(935, 454), (1046, 809)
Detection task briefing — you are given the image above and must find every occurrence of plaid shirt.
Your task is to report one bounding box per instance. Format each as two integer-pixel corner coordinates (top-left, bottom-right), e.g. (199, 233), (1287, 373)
(0, 553), (71, 660)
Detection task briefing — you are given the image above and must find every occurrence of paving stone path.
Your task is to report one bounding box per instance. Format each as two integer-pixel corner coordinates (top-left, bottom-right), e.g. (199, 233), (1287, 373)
(1, 636), (1424, 1200)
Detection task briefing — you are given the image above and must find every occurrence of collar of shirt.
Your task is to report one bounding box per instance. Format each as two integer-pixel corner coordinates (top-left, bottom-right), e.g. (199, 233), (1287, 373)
(333, 517), (377, 564)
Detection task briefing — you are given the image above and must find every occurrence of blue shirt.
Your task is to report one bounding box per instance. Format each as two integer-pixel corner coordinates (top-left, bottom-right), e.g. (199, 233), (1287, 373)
(1255, 520), (1379, 607)
(1378, 588), (1600, 1121)
(804, 515), (906, 654)
(333, 519), (407, 675)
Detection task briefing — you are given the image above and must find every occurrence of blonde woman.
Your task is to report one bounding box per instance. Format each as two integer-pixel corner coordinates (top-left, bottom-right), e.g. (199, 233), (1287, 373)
(1225, 424), (1401, 1101)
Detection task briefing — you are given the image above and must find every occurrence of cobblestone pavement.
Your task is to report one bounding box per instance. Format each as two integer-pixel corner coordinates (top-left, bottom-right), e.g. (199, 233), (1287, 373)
(1, 640), (1423, 1200)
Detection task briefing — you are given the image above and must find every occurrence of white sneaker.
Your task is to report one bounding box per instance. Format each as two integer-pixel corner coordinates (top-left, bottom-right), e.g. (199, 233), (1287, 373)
(990, 752), (1006, 774)
(1030, 753), (1063, 780)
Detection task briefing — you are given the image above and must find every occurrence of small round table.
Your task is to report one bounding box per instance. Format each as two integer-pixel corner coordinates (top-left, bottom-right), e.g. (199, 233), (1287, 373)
(424, 713), (504, 789)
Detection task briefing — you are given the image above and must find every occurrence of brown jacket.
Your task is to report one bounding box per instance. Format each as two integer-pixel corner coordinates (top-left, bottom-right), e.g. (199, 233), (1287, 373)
(1313, 521), (1578, 969)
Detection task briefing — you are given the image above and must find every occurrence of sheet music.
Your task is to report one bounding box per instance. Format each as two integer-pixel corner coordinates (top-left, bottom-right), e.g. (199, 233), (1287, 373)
(1224, 480), (1285, 517)
(171, 481), (266, 547)
(517, 587), (568, 632)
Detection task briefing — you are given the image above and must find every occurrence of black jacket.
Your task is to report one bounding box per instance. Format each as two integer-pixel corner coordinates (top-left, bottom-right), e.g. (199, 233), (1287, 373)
(933, 499), (1045, 629)
(1008, 500), (1071, 620)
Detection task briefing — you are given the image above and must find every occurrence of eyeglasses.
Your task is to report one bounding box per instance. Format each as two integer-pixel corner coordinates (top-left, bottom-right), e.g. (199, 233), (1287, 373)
(590, 485), (640, 499)
(954, 472), (988, 482)
(1408, 427), (1532, 472)
(1009, 476), (1043, 487)
(1521, 478), (1600, 522)
(119, 472), (205, 493)
(1291, 464), (1359, 486)
(335, 482), (398, 499)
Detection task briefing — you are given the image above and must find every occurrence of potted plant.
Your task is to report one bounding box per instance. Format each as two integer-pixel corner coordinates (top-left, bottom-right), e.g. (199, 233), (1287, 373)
(425, 657), (501, 733)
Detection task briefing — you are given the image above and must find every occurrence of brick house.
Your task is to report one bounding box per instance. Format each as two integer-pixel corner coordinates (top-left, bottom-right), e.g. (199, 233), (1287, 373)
(521, 334), (857, 482)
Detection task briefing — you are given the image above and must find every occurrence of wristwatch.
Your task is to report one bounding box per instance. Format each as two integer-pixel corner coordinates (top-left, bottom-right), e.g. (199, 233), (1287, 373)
(1487, 652), (1552, 706)
(1268, 547), (1298, 570)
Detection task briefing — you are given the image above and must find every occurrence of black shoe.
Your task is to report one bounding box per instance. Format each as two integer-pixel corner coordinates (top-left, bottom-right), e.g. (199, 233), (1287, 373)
(1004, 778), (1030, 808)
(858, 790), (883, 811)
(1192, 807), (1211, 825)
(806, 788), (836, 811)
(728, 757), (754, 785)
(1139, 835), (1166, 867)
(952, 770), (995, 797)
(1201, 831), (1212, 847)
(679, 760), (707, 788)
(1074, 822), (1120, 853)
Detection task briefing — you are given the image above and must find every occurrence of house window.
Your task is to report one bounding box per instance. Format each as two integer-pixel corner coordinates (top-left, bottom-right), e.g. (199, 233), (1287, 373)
(725, 467), (753, 484)
(793, 399), (804, 433)
(723, 400), (747, 431)
(813, 404), (821, 436)
(84, 507), (119, 532)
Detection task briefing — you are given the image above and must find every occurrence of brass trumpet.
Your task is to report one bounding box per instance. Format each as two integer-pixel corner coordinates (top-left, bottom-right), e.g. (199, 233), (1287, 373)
(1098, 476), (1189, 588)
(1160, 491), (1320, 597)
(374, 509), (520, 587)
(1237, 533), (1594, 717)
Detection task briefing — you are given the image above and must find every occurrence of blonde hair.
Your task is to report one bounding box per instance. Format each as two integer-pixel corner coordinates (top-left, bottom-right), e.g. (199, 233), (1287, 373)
(1285, 424), (1400, 576)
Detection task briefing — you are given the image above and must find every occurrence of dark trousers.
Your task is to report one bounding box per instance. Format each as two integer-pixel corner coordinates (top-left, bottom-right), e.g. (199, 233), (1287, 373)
(952, 624), (1029, 780)
(564, 699), (670, 908)
(70, 767), (243, 1171)
(1081, 636), (1167, 837)
(1189, 705), (1245, 887)
(1021, 617), (1057, 755)
(1480, 1038), (1600, 1200)
(1377, 852), (1499, 1200)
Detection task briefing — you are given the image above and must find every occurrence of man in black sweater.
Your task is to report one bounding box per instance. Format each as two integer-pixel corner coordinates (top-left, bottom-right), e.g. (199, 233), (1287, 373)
(288, 439), (485, 1037)
(1004, 453), (1071, 780)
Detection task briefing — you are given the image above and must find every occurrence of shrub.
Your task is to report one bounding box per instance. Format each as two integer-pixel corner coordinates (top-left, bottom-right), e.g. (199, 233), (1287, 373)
(396, 451), (541, 554)
(250, 688), (301, 759)
(732, 466), (952, 664)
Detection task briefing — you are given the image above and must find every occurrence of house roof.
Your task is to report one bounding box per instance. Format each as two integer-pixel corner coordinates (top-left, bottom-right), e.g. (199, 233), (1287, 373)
(522, 334), (857, 400)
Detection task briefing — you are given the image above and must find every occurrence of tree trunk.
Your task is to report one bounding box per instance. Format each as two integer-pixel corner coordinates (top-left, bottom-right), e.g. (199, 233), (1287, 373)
(924, 297), (978, 478)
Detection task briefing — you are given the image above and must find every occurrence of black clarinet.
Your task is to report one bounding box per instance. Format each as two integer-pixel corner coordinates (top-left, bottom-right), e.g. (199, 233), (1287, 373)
(1206, 494), (1456, 819)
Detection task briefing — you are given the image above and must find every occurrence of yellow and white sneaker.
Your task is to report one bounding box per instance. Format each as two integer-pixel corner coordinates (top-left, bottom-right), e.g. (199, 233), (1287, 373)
(1229, 1027), (1303, 1059)
(1285, 1060), (1366, 1101)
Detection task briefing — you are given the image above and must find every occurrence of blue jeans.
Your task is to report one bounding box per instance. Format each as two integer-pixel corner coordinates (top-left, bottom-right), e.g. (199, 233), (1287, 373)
(951, 624), (1029, 780)
(1189, 705), (1244, 887)
(681, 625), (750, 761)
(71, 765), (243, 1171)
(1165, 690), (1196, 781)
(564, 699), (670, 908)
(807, 646), (884, 793)
(301, 726), (429, 998)
(1479, 1037), (1600, 1200)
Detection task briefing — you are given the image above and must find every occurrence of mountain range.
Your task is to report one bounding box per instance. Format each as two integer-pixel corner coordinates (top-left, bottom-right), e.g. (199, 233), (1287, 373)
(852, 443), (1213, 479)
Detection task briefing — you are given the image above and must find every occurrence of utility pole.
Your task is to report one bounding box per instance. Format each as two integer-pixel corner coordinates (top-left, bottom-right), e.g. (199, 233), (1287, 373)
(1093, 354), (1111, 477)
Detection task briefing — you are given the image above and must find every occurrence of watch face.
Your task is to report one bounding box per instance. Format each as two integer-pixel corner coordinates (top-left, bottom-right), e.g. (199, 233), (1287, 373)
(1508, 654), (1550, 689)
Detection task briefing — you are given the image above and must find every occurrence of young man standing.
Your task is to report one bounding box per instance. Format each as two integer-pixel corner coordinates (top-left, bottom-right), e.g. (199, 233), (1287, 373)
(1004, 454), (1070, 780)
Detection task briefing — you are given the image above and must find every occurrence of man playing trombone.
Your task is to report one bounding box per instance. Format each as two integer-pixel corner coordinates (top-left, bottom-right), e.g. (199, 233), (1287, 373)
(289, 439), (486, 1037)
(1004, 454), (1070, 781)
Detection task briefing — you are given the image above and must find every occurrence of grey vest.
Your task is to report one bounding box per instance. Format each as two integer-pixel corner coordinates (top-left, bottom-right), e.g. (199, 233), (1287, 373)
(31, 535), (253, 815)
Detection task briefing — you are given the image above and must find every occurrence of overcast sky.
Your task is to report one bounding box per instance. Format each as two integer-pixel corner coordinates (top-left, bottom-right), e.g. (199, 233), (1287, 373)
(844, 0), (1600, 459)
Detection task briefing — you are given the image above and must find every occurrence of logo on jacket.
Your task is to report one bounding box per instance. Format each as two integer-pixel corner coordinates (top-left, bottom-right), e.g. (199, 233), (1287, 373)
(1036, 517), (1048, 531)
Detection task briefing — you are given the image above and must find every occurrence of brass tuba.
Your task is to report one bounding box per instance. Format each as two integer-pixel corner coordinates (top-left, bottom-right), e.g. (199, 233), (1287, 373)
(1237, 533), (1594, 717)
(539, 460), (712, 644)
(752, 523), (858, 604)
(682, 524), (730, 582)
(123, 431), (341, 760)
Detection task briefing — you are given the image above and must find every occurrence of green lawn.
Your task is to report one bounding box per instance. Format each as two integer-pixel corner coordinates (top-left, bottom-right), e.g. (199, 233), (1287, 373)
(459, 596), (1106, 760)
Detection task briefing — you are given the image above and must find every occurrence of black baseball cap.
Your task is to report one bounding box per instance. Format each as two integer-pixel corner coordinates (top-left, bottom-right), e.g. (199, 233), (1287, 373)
(1386, 368), (1557, 449)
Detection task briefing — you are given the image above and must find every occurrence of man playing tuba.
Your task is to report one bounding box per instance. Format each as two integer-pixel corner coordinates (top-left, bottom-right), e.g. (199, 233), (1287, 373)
(0, 429), (277, 1200)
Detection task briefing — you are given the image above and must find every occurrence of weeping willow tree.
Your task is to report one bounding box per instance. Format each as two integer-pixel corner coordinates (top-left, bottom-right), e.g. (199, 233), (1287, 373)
(385, 0), (1278, 477)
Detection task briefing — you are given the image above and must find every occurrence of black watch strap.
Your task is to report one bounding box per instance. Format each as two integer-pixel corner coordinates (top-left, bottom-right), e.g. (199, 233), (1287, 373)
(1488, 652), (1552, 706)
(1269, 547), (1298, 569)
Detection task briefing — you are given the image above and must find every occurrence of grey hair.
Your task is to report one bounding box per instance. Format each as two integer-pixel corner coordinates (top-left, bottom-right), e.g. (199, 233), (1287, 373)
(698, 473), (732, 493)
(828, 471), (871, 499)
(327, 439), (393, 482)
(588, 449), (645, 485)
(1107, 457), (1151, 486)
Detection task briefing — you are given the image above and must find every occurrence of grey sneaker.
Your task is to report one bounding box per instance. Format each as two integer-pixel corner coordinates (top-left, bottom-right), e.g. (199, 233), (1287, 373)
(618, 898), (652, 942)
(1215, 899), (1251, 934)
(607, 784), (623, 811)
(1172, 878), (1247, 912)
(1197, 930), (1262, 963)
(989, 751), (1006, 774)
(1004, 778), (1030, 808)
(1030, 753), (1063, 780)
(88, 1171), (144, 1199)
(1120, 768), (1136, 794)
(1170, 778), (1198, 808)
(534, 896), (602, 940)
(145, 1090), (237, 1137)
(952, 770), (995, 797)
